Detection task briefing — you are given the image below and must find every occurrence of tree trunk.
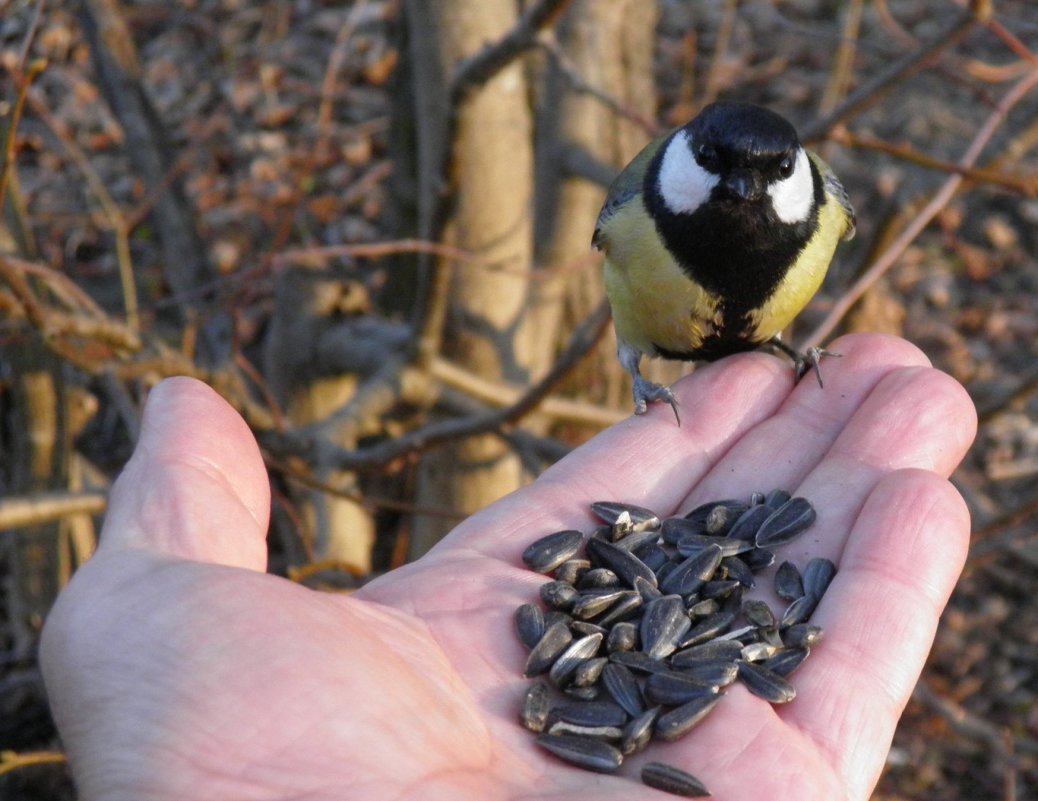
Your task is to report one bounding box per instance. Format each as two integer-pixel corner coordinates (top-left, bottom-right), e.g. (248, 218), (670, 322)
(405, 0), (537, 556)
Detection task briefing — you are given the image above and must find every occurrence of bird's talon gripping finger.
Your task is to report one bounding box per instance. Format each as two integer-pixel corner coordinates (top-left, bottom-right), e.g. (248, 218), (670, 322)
(633, 379), (681, 425)
(804, 346), (841, 388)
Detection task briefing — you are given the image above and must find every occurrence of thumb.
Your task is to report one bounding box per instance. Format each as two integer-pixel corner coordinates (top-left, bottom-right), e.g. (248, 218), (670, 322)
(99, 376), (270, 571)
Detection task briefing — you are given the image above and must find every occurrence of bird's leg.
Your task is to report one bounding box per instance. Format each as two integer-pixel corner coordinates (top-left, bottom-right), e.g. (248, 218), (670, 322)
(618, 341), (681, 424)
(767, 335), (841, 388)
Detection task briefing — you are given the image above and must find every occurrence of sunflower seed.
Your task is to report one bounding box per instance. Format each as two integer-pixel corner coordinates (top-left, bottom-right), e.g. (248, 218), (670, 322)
(762, 646), (810, 677)
(750, 491), (767, 506)
(633, 575), (663, 602)
(704, 505), (733, 535)
(549, 699), (629, 728)
(764, 489), (791, 509)
(803, 557), (837, 600)
(655, 693), (724, 741)
(609, 650), (673, 675)
(606, 620), (639, 653)
(783, 623), (824, 648)
(549, 633), (604, 687)
(571, 589), (626, 620)
(600, 661), (645, 717)
(661, 516), (706, 544)
(525, 621), (573, 677)
(515, 603), (544, 649)
(660, 545), (724, 596)
(700, 579), (741, 600)
(737, 660), (796, 703)
(679, 608), (737, 647)
(780, 593), (819, 628)
(536, 733), (623, 773)
(554, 558), (591, 585)
(633, 541), (670, 572)
(594, 591), (643, 627)
(641, 761), (711, 797)
(547, 721), (624, 740)
(727, 503), (773, 542)
(523, 529), (584, 573)
(612, 530), (663, 554)
(591, 501), (661, 532)
(577, 567), (621, 590)
(564, 685), (600, 701)
(740, 642), (780, 662)
(741, 547), (775, 572)
(755, 497), (817, 548)
(774, 560), (805, 601)
(683, 500), (744, 527)
(720, 555), (756, 587)
(586, 538), (658, 589)
(640, 595), (692, 659)
(572, 656), (609, 687)
(686, 598), (720, 618)
(540, 580), (579, 612)
(570, 620), (607, 638)
(671, 639), (743, 664)
(621, 706), (661, 755)
(644, 671), (717, 706)
(675, 658), (739, 688)
(742, 599), (777, 628)
(676, 534), (753, 559)
(520, 682), (551, 732)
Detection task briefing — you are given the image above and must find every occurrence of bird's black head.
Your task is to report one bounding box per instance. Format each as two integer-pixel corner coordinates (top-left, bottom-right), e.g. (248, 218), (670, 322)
(643, 101), (826, 325)
(652, 102), (812, 215)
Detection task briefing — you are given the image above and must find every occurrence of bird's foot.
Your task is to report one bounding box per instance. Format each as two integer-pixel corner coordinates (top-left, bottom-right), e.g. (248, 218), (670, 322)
(767, 337), (840, 388)
(633, 378), (681, 424)
(794, 346), (842, 388)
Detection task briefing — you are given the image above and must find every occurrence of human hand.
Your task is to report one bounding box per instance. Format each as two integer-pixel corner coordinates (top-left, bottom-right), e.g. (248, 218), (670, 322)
(41, 333), (976, 801)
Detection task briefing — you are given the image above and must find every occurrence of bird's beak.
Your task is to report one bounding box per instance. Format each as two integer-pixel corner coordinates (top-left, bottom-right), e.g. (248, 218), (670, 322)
(723, 169), (764, 201)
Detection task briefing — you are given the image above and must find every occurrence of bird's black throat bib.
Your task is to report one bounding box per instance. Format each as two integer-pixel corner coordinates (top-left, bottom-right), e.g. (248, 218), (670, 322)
(644, 155), (824, 354)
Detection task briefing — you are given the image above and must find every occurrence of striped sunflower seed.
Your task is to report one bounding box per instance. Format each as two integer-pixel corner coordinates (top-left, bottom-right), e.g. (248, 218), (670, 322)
(522, 529), (584, 574)
(641, 761), (711, 797)
(535, 733), (623, 773)
(737, 660), (796, 704)
(755, 497), (817, 548)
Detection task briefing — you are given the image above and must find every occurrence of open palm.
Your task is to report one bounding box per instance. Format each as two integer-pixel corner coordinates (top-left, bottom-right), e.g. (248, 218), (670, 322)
(41, 333), (976, 801)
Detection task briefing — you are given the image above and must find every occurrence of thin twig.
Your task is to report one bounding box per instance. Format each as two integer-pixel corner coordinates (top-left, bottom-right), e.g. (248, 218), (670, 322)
(264, 301), (612, 472)
(801, 3), (986, 142)
(803, 65), (1038, 348)
(830, 127), (1038, 194)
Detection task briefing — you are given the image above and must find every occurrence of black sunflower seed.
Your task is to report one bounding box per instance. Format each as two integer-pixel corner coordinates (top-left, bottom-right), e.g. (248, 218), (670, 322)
(641, 761), (711, 797)
(535, 733), (623, 773)
(522, 529), (584, 573)
(755, 497), (817, 548)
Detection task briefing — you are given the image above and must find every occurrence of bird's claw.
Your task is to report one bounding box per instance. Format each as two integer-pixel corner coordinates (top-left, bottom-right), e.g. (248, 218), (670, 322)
(793, 346), (841, 388)
(633, 378), (681, 425)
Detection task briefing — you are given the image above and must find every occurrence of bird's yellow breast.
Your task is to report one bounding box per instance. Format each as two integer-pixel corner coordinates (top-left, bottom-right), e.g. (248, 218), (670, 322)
(749, 192), (848, 337)
(601, 198), (720, 356)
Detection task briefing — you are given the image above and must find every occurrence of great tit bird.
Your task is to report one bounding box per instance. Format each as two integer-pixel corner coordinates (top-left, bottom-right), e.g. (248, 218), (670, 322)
(593, 101), (855, 422)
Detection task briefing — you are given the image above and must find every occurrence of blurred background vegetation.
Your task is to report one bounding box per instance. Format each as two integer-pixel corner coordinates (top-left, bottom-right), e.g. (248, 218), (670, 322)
(1, 0), (1036, 798)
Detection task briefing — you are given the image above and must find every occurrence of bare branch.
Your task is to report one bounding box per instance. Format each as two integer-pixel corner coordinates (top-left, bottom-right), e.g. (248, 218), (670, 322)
(0, 492), (106, 529)
(803, 65), (1038, 349)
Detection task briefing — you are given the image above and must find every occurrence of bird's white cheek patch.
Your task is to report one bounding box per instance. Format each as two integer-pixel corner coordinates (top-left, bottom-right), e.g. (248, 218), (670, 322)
(657, 131), (719, 215)
(768, 148), (813, 223)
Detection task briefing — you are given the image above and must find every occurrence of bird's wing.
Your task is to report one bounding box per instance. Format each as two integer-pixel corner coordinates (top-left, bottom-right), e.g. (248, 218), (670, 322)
(592, 131), (672, 250)
(809, 151), (856, 241)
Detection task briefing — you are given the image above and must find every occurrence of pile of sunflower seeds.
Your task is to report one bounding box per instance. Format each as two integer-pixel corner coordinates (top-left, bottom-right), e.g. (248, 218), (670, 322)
(515, 491), (836, 798)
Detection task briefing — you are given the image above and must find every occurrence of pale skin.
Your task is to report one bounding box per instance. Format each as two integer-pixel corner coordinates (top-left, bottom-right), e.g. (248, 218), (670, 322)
(41, 333), (976, 801)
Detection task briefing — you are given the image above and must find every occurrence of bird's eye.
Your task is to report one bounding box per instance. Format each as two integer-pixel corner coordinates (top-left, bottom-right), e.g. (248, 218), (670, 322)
(778, 155), (795, 178)
(696, 144), (717, 168)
